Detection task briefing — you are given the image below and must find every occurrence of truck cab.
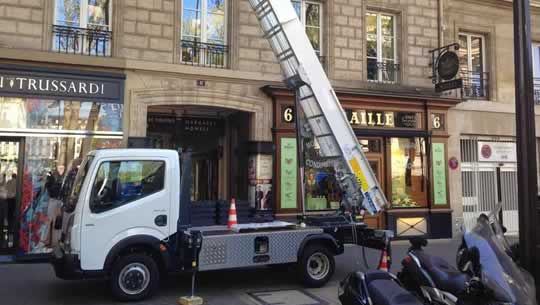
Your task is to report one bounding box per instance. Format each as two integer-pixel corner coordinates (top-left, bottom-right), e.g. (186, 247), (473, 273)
(53, 149), (181, 300)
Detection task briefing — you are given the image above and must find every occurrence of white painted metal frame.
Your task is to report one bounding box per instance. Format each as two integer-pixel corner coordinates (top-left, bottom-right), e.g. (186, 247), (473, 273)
(366, 12), (397, 83)
(293, 0), (323, 56)
(459, 33), (486, 74)
(181, 0), (228, 45)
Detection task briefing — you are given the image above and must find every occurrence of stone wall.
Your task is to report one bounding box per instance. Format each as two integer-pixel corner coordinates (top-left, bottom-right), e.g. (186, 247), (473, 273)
(120, 0), (175, 63)
(0, 0), (44, 50)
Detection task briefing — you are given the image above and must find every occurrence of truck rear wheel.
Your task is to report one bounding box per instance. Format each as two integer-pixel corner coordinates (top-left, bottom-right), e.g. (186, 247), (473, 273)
(110, 253), (160, 301)
(298, 245), (335, 288)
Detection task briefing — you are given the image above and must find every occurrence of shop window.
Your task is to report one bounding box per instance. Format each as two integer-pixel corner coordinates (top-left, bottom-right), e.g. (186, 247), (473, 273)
(292, 0), (324, 67)
(53, 0), (112, 56)
(0, 98), (123, 133)
(458, 33), (488, 99)
(366, 12), (399, 83)
(304, 137), (341, 211)
(181, 0), (228, 68)
(533, 43), (540, 104)
(19, 136), (122, 254)
(90, 160), (165, 213)
(390, 138), (427, 208)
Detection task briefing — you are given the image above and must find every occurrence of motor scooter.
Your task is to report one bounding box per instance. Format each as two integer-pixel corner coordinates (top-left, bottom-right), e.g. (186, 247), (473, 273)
(338, 204), (537, 305)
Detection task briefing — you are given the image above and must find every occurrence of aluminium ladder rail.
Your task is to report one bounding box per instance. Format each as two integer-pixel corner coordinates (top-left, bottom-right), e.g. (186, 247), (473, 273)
(247, 0), (388, 214)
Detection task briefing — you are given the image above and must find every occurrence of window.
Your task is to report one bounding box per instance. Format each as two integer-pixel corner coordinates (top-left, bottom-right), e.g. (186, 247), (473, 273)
(366, 12), (398, 83)
(90, 160), (165, 213)
(181, 0), (228, 67)
(533, 43), (540, 104)
(390, 138), (427, 208)
(292, 1), (323, 56)
(459, 33), (488, 99)
(53, 0), (112, 56)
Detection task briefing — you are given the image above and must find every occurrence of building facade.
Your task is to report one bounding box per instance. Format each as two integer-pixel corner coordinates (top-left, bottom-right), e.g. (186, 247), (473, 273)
(0, 0), (538, 258)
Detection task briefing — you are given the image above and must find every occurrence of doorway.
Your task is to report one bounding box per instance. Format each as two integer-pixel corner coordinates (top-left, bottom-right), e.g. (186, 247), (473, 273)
(0, 137), (23, 254)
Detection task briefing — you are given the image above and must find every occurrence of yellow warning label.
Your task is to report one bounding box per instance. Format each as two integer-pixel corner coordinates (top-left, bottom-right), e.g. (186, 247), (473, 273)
(349, 158), (369, 191)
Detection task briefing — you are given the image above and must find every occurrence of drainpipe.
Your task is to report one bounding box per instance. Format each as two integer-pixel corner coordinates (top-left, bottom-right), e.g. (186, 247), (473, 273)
(438, 0), (444, 47)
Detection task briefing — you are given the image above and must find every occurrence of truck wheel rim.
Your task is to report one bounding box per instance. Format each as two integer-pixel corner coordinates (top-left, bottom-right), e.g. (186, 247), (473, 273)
(118, 263), (151, 295)
(307, 253), (330, 280)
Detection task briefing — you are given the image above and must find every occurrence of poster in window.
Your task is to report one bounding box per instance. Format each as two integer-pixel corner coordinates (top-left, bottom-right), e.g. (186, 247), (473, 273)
(432, 143), (447, 205)
(280, 138), (297, 209)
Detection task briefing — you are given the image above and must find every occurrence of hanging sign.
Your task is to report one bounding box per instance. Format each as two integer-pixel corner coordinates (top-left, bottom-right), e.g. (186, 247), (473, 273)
(478, 142), (516, 162)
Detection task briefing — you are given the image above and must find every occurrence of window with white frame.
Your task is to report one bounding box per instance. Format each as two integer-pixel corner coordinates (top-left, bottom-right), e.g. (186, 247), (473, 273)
(53, 0), (112, 56)
(181, 0), (227, 67)
(533, 43), (540, 103)
(458, 33), (488, 99)
(366, 12), (398, 83)
(291, 0), (323, 57)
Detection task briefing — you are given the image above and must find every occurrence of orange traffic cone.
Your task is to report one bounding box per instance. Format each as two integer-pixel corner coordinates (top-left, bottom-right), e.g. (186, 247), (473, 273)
(227, 198), (238, 229)
(378, 247), (389, 272)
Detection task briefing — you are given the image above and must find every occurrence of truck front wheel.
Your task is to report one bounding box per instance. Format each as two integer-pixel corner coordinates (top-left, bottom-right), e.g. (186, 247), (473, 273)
(110, 253), (160, 301)
(298, 245), (335, 288)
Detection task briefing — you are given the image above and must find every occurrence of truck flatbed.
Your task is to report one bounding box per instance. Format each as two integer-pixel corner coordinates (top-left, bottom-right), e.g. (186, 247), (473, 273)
(195, 225), (324, 271)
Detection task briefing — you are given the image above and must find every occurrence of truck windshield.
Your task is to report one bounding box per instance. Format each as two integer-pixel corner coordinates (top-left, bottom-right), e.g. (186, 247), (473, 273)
(65, 156), (94, 212)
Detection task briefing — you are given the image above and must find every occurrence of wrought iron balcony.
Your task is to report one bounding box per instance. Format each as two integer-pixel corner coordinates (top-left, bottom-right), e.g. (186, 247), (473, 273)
(52, 25), (112, 56)
(367, 61), (400, 84)
(180, 40), (229, 68)
(534, 78), (540, 105)
(460, 70), (489, 100)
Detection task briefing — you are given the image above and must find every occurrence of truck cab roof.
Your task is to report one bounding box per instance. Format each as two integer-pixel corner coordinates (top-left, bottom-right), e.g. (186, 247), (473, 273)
(88, 149), (179, 159)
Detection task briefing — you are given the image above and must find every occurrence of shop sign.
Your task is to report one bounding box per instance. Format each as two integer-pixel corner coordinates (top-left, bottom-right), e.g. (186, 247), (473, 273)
(0, 68), (124, 102)
(347, 110), (420, 129)
(281, 106), (420, 129)
(478, 142), (517, 162)
(432, 143), (447, 205)
(280, 138), (297, 209)
(178, 117), (224, 136)
(147, 115), (224, 136)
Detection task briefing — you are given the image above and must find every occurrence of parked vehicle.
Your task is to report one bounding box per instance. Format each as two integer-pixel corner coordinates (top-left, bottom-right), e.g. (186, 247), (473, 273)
(338, 204), (537, 305)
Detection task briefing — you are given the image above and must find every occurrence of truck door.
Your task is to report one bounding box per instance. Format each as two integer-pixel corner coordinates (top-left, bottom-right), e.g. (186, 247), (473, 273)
(80, 158), (172, 270)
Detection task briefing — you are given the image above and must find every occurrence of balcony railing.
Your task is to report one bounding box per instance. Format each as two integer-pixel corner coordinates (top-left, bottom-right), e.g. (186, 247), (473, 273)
(180, 40), (229, 69)
(367, 61), (400, 84)
(52, 25), (112, 57)
(534, 78), (540, 105)
(460, 70), (489, 100)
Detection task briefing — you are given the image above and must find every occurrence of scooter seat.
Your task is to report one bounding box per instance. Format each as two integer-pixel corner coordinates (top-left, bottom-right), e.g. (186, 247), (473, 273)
(368, 278), (423, 305)
(414, 251), (469, 295)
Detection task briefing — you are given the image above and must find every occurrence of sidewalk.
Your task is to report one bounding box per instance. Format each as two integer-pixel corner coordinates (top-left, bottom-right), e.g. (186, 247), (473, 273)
(0, 239), (460, 305)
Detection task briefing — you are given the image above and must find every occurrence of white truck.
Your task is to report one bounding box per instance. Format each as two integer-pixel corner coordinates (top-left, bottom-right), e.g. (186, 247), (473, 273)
(52, 0), (391, 301)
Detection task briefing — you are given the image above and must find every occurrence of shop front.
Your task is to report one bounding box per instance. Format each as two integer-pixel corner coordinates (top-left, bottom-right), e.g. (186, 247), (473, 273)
(264, 86), (458, 239)
(0, 64), (124, 258)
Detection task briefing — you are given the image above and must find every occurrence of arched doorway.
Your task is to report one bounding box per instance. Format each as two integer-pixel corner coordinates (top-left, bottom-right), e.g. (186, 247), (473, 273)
(146, 105), (251, 202)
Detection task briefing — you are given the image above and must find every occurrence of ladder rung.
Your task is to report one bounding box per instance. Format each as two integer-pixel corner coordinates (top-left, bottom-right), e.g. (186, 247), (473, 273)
(254, 0), (269, 13)
(263, 25), (283, 39)
(315, 133), (334, 138)
(306, 114), (325, 120)
(300, 94), (315, 101)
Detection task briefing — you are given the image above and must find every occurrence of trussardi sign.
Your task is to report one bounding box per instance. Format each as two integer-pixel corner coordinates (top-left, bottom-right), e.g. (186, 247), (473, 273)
(0, 76), (105, 95)
(0, 67), (124, 102)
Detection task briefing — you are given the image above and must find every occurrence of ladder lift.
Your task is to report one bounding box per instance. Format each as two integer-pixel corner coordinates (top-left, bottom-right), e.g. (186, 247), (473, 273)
(247, 0), (388, 215)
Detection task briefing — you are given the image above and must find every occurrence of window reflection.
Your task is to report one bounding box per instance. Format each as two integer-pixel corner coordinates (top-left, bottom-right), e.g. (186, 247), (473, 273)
(390, 138), (426, 207)
(20, 135), (122, 254)
(0, 97), (123, 132)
